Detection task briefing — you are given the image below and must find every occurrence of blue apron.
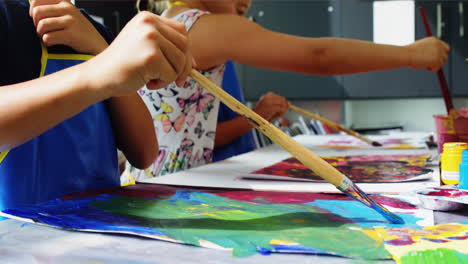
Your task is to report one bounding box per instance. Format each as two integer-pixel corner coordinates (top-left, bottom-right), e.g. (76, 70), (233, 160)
(213, 61), (255, 162)
(0, 30), (119, 212)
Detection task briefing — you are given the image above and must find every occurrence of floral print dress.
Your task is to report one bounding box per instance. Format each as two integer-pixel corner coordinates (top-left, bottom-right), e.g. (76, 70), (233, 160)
(129, 9), (225, 179)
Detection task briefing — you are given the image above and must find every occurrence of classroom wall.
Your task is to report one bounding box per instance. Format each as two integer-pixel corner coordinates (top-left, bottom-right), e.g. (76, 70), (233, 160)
(344, 98), (468, 132)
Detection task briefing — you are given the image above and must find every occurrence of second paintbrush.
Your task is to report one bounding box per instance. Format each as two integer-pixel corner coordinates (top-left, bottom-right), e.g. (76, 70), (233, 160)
(289, 105), (382, 147)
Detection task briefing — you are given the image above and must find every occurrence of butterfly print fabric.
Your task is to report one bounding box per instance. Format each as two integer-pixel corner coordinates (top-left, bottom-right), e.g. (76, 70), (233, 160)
(128, 10), (224, 179)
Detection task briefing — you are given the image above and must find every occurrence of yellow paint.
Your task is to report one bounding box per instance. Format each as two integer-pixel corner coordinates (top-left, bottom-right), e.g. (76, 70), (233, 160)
(48, 53), (94, 61)
(389, 145), (417, 149)
(270, 239), (298, 245)
(0, 150), (10, 166)
(144, 169), (153, 178)
(376, 223), (468, 264)
(443, 117), (457, 134)
(441, 142), (468, 184)
(358, 229), (383, 243)
(121, 170), (136, 186)
(169, 1), (188, 7)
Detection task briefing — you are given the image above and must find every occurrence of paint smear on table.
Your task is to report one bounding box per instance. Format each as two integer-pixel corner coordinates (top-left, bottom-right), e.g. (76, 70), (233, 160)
(416, 185), (468, 205)
(1, 185), (432, 258)
(319, 138), (426, 149)
(249, 155), (432, 183)
(375, 222), (468, 264)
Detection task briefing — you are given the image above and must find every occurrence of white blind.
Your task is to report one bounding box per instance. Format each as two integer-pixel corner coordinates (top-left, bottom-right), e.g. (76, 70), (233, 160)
(373, 1), (415, 46)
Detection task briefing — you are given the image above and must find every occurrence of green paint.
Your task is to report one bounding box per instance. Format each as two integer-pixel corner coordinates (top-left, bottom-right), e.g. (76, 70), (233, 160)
(90, 192), (390, 259)
(401, 248), (468, 264)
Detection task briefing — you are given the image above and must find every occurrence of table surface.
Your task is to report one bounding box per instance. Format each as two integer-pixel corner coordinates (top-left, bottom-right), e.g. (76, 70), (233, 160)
(1, 133), (466, 264)
(140, 133), (441, 194)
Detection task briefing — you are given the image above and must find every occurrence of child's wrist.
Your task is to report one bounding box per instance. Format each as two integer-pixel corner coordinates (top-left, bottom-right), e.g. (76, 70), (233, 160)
(404, 44), (415, 69)
(79, 58), (116, 102)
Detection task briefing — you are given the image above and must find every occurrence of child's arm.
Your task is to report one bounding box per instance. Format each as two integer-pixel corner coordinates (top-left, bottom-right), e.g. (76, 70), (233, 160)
(0, 12), (191, 161)
(105, 95), (158, 169)
(189, 14), (449, 75)
(215, 92), (289, 147)
(29, 1), (187, 168)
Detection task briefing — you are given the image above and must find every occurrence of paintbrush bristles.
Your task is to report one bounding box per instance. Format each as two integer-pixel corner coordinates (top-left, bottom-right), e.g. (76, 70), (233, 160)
(190, 69), (344, 186)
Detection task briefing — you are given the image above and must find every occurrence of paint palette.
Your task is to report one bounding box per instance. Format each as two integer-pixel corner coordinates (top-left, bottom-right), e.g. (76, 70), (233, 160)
(416, 185), (468, 211)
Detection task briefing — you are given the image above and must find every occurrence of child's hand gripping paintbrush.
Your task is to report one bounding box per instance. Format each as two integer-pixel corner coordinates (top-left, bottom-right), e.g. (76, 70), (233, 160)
(288, 105), (382, 147)
(420, 7), (455, 117)
(190, 69), (403, 224)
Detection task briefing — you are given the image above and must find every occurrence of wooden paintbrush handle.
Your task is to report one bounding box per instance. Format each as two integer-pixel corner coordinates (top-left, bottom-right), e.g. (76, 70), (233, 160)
(190, 69), (344, 186)
(289, 105), (374, 145)
(420, 7), (454, 114)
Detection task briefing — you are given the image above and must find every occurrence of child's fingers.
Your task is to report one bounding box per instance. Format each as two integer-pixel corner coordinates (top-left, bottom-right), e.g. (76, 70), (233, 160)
(157, 17), (192, 85)
(31, 4), (68, 27)
(176, 41), (192, 87)
(41, 29), (70, 47)
(29, 0), (63, 17)
(147, 47), (179, 89)
(36, 17), (66, 38)
(153, 17), (188, 54)
(157, 16), (188, 35)
(147, 79), (171, 90)
(158, 32), (187, 81)
(441, 40), (450, 52)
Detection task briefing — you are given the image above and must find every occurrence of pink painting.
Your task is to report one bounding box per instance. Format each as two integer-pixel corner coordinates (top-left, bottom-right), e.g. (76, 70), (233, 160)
(249, 155), (433, 183)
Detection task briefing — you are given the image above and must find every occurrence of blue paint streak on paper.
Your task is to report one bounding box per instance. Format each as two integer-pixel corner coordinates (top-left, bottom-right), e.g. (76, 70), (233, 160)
(307, 200), (423, 228)
(3, 195), (166, 236)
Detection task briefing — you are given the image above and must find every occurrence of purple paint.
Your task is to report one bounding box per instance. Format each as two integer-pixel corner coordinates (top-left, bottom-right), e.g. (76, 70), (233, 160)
(386, 238), (416, 246)
(421, 238), (450, 243)
(423, 188), (468, 197)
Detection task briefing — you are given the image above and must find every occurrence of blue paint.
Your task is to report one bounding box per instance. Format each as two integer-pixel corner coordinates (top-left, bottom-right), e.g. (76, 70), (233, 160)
(308, 200), (422, 229)
(257, 247), (271, 255)
(3, 196), (167, 237)
(270, 244), (342, 256)
(338, 177), (404, 224)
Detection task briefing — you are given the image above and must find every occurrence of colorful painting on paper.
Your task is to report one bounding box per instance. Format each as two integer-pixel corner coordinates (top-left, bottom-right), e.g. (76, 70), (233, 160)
(319, 138), (426, 149)
(1, 184), (432, 259)
(417, 185), (468, 205)
(249, 155), (433, 183)
(375, 222), (468, 264)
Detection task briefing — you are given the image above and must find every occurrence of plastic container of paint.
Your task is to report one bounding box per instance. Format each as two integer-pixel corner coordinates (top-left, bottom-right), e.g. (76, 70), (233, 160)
(454, 116), (468, 144)
(434, 114), (458, 153)
(459, 150), (468, 190)
(440, 142), (468, 185)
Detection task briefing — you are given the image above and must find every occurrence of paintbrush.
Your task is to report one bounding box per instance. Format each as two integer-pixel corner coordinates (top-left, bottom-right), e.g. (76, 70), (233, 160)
(190, 69), (403, 224)
(289, 105), (383, 147)
(419, 7), (456, 117)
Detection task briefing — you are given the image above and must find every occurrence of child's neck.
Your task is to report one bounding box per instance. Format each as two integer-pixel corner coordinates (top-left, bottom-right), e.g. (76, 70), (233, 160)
(163, 3), (188, 18)
(164, 0), (208, 18)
